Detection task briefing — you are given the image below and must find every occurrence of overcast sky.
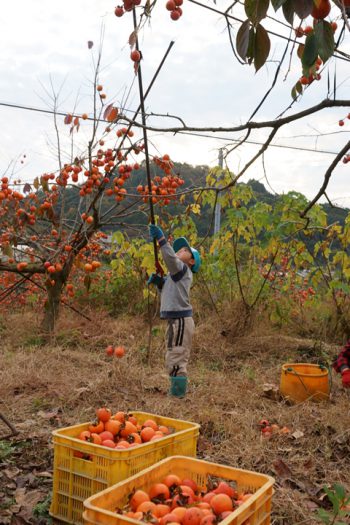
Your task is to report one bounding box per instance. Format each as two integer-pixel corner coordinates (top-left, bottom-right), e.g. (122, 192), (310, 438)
(1, 1), (349, 207)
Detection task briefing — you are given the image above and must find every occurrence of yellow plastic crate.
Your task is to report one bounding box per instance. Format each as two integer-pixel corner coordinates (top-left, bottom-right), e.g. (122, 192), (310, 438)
(50, 412), (200, 525)
(83, 456), (275, 525)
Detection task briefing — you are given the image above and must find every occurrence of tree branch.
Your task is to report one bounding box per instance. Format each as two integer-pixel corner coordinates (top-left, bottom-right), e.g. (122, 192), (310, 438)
(300, 139), (350, 217)
(122, 98), (350, 134)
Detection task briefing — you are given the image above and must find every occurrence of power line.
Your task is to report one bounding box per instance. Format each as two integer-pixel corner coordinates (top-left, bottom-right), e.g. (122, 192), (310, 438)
(0, 100), (342, 156)
(0, 101), (94, 122)
(173, 131), (339, 155)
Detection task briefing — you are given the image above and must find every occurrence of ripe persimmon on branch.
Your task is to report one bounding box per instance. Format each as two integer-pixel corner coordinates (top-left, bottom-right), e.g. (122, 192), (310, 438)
(0, 44), (187, 336)
(110, 0), (350, 211)
(119, 0), (349, 90)
(119, 97), (350, 215)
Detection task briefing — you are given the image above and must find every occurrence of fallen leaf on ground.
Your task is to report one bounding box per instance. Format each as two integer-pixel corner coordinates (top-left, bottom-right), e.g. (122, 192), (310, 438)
(292, 430), (304, 439)
(15, 488), (46, 522)
(304, 499), (319, 511)
(272, 458), (292, 478)
(3, 467), (21, 479)
(37, 409), (60, 419)
(262, 383), (281, 401)
(35, 471), (52, 478)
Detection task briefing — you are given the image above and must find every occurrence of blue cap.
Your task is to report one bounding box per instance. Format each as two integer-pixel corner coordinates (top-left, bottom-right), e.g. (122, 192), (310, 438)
(173, 237), (201, 273)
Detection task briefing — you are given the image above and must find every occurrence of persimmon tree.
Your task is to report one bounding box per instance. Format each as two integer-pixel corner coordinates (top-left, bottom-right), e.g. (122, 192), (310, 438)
(0, 62), (185, 334)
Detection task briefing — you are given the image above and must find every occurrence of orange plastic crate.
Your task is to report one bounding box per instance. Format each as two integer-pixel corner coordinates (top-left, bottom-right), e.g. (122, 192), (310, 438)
(50, 412), (199, 525)
(83, 456), (275, 525)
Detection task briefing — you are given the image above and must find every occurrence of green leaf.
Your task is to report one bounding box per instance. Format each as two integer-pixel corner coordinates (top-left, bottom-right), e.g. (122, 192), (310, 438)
(112, 230), (125, 246)
(40, 176), (49, 192)
(314, 20), (334, 63)
(293, 0), (313, 19)
(282, 0), (294, 25)
(236, 19), (251, 61)
(302, 33), (318, 69)
(33, 177), (39, 190)
(271, 0), (288, 11)
(291, 86), (297, 100)
(3, 244), (13, 257)
(254, 24), (271, 71)
(291, 80), (303, 99)
(295, 80), (303, 94)
(334, 483), (346, 501)
(84, 275), (91, 291)
(245, 0), (269, 24)
(297, 43), (305, 59)
(317, 508), (331, 524)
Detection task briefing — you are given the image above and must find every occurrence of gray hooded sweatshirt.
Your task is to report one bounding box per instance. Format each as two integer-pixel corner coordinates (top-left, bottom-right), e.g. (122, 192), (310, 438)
(158, 239), (193, 319)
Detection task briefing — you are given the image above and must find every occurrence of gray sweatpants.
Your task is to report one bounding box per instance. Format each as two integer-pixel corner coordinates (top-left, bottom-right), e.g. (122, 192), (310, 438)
(165, 317), (195, 376)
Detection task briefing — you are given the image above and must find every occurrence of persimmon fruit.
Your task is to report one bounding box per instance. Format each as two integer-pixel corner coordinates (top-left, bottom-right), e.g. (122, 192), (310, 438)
(105, 419), (122, 436)
(183, 508), (204, 525)
(210, 494), (233, 515)
(143, 419), (158, 431)
(137, 501), (157, 514)
(114, 345), (125, 358)
(88, 420), (104, 433)
(96, 407), (111, 422)
(140, 426), (155, 442)
(130, 490), (150, 511)
(149, 482), (170, 501)
(163, 474), (181, 488)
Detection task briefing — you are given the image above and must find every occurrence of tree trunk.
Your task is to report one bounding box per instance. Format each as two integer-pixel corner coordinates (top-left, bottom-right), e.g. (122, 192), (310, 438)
(41, 277), (64, 335)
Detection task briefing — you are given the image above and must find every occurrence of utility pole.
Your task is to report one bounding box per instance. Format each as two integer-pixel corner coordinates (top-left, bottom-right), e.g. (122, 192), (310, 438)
(214, 148), (223, 235)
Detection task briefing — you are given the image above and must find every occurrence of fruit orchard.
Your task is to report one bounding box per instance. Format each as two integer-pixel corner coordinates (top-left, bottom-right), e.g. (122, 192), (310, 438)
(1, 5), (350, 525)
(0, 0), (349, 337)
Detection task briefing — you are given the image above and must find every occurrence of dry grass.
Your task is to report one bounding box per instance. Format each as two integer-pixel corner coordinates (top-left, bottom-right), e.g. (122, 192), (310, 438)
(0, 309), (349, 525)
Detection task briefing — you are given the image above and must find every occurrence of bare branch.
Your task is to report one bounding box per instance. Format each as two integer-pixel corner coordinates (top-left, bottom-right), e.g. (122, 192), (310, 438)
(301, 140), (350, 217)
(122, 99), (350, 134)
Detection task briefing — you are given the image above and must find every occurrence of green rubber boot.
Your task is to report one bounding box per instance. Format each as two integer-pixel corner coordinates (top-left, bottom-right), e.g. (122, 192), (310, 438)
(169, 376), (187, 398)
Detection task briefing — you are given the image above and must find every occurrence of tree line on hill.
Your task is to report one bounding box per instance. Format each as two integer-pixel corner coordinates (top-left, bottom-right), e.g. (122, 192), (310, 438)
(58, 162), (349, 238)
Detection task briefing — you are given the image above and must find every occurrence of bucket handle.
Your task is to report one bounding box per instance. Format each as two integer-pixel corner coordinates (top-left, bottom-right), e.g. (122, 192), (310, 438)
(285, 367), (310, 394)
(284, 364), (331, 395)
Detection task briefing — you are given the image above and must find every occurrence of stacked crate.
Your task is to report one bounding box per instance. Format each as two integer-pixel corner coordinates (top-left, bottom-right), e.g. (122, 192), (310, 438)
(82, 456), (275, 525)
(50, 411), (200, 524)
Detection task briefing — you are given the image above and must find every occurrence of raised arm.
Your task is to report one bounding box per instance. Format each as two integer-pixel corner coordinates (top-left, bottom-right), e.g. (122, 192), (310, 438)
(149, 224), (183, 274)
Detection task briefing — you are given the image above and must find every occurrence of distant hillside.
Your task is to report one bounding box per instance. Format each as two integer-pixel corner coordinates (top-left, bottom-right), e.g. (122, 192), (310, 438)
(57, 162), (349, 236)
(247, 178), (349, 229)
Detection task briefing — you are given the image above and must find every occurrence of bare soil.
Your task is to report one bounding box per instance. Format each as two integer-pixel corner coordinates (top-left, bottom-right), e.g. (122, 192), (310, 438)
(0, 310), (349, 525)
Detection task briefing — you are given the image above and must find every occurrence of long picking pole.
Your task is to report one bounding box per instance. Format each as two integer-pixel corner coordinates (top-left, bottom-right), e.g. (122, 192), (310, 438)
(116, 39), (174, 158)
(132, 8), (164, 269)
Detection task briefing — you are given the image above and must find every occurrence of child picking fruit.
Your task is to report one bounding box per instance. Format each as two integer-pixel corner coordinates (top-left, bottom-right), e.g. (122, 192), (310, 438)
(148, 224), (201, 398)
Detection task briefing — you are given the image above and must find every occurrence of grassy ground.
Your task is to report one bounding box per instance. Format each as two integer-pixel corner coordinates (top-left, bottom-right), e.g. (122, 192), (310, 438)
(0, 309), (349, 524)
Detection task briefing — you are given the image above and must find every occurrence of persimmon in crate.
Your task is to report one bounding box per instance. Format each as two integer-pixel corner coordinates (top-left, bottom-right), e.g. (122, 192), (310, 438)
(50, 412), (199, 525)
(83, 456), (274, 525)
(76, 408), (176, 452)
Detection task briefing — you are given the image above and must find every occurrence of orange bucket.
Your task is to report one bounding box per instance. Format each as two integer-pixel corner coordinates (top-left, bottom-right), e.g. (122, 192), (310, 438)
(280, 363), (330, 403)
